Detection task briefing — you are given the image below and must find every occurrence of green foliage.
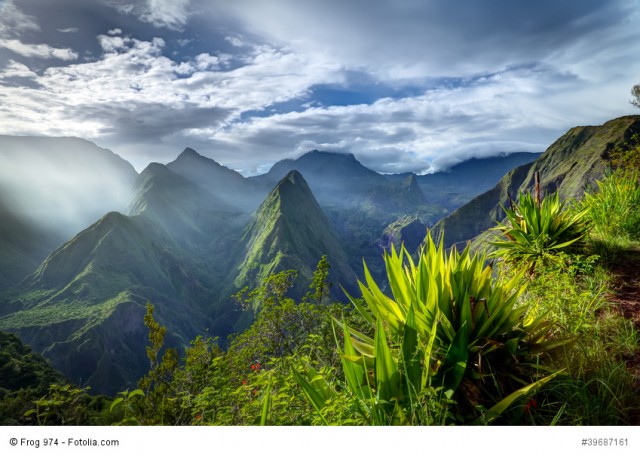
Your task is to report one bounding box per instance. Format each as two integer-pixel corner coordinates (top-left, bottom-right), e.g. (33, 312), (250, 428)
(109, 389), (145, 425)
(608, 133), (640, 170)
(304, 255), (332, 305)
(491, 192), (589, 273)
(295, 233), (563, 424)
(23, 384), (96, 425)
(580, 169), (640, 242)
(512, 256), (639, 424)
(0, 331), (66, 424)
(631, 84), (640, 109)
(136, 303), (179, 424)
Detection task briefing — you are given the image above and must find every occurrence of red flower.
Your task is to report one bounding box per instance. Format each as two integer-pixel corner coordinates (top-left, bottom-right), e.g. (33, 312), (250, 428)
(194, 415), (202, 420)
(252, 389), (258, 396)
(241, 379), (247, 385)
(524, 398), (539, 414)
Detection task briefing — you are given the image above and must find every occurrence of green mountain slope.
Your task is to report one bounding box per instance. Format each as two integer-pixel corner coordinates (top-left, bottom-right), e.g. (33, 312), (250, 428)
(129, 162), (241, 244)
(0, 197), (62, 290)
(0, 210), (222, 394)
(433, 115), (640, 246)
(231, 171), (357, 308)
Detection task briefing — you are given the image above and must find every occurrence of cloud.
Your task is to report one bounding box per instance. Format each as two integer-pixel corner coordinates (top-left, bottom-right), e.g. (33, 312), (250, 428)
(0, 1), (639, 176)
(0, 60), (38, 80)
(198, 61), (636, 174)
(57, 27), (79, 34)
(107, 0), (192, 30)
(0, 0), (40, 38)
(0, 38), (79, 60)
(210, 0), (636, 79)
(0, 32), (342, 167)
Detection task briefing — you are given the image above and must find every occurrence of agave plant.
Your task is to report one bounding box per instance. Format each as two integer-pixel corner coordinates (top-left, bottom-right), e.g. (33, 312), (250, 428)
(491, 191), (589, 273)
(295, 233), (564, 424)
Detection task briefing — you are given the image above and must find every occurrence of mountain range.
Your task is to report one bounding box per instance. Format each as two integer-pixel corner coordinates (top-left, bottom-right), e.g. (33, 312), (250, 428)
(0, 133), (550, 394)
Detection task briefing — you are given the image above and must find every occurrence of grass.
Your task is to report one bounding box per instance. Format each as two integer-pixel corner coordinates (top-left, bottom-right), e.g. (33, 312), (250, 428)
(496, 169), (640, 425)
(0, 291), (132, 329)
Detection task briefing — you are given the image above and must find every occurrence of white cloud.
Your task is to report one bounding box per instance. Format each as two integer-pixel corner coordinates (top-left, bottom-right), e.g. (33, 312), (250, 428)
(0, 33), (342, 167)
(0, 60), (37, 79)
(57, 27), (79, 34)
(199, 61), (638, 174)
(0, 0), (40, 38)
(208, 0), (638, 80)
(143, 0), (191, 29)
(108, 0), (192, 30)
(0, 38), (79, 60)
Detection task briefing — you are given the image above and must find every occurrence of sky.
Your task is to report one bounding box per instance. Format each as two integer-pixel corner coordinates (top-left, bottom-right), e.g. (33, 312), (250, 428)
(0, 0), (639, 175)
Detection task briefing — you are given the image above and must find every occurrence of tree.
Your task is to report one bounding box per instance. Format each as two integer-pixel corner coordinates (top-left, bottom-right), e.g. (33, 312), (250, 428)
(632, 84), (640, 109)
(304, 255), (332, 305)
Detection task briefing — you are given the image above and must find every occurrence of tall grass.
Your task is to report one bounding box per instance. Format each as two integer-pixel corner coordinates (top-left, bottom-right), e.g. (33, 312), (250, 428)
(502, 170), (640, 424)
(580, 169), (640, 242)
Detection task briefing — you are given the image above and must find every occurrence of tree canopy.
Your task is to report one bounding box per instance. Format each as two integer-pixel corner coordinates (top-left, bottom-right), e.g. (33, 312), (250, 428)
(632, 84), (640, 109)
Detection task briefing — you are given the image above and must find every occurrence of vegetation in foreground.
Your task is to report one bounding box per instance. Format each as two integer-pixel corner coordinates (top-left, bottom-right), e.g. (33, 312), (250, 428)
(2, 163), (640, 426)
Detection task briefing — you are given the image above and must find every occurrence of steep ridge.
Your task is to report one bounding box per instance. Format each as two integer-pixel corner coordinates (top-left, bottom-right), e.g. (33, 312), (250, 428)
(0, 211), (219, 394)
(433, 116), (640, 247)
(129, 162), (241, 245)
(167, 148), (264, 211)
(230, 171), (357, 309)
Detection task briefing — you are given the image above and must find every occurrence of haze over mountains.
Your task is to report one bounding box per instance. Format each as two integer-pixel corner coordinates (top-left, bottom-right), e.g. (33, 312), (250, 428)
(0, 136), (543, 393)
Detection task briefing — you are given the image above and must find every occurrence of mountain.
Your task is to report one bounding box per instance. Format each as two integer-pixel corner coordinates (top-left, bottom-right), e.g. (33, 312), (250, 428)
(377, 215), (428, 254)
(167, 148), (264, 211)
(0, 136), (139, 289)
(254, 151), (444, 265)
(0, 210), (225, 394)
(0, 136), (137, 240)
(230, 171), (357, 311)
(433, 115), (640, 247)
(0, 142), (550, 395)
(0, 197), (62, 290)
(255, 150), (381, 197)
(387, 152), (541, 210)
(0, 162), (255, 393)
(129, 162), (241, 244)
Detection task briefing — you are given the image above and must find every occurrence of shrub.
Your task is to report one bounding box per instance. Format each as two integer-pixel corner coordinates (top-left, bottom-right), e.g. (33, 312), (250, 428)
(296, 233), (563, 424)
(490, 191), (589, 273)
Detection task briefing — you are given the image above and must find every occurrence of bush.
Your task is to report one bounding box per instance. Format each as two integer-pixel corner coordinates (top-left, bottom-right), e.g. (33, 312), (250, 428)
(296, 233), (563, 424)
(491, 191), (589, 273)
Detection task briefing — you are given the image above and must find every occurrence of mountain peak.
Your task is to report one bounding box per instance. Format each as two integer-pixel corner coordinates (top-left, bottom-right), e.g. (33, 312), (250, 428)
(140, 162), (173, 178)
(177, 147), (203, 160)
(281, 169), (305, 185)
(269, 170), (315, 209)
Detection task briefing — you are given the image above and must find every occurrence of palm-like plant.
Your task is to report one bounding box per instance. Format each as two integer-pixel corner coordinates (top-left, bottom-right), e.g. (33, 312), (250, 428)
(295, 233), (563, 424)
(491, 191), (589, 273)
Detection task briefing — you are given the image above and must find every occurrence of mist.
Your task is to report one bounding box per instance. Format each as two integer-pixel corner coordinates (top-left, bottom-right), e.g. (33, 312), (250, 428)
(0, 136), (138, 241)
